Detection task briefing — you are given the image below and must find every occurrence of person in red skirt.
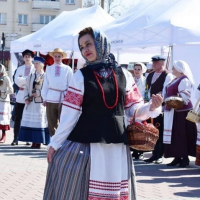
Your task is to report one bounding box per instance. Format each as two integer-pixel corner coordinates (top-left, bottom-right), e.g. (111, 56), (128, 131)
(0, 64), (13, 143)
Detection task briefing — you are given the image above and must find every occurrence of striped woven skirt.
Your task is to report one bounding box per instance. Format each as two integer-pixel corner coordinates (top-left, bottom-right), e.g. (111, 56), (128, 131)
(43, 140), (137, 200)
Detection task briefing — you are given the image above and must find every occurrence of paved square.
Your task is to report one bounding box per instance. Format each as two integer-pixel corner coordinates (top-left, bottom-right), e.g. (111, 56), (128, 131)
(0, 126), (200, 200)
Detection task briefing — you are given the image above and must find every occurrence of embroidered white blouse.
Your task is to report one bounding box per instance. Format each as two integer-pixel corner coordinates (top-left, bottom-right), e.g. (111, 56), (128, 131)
(41, 63), (73, 103)
(49, 67), (162, 150)
(14, 64), (35, 104)
(134, 76), (146, 99)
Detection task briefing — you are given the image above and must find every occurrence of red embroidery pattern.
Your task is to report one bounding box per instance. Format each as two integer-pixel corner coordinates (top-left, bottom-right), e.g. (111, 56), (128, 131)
(88, 194), (128, 200)
(62, 104), (81, 111)
(64, 90), (83, 107)
(24, 67), (31, 76)
(125, 84), (142, 108)
(55, 66), (61, 77)
(89, 180), (128, 200)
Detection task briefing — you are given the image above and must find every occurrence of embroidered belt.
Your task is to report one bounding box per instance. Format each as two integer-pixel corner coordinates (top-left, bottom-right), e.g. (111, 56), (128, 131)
(49, 88), (67, 119)
(19, 88), (24, 91)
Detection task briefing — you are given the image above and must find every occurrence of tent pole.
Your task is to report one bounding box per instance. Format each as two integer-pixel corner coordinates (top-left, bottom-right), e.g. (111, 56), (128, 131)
(170, 45), (173, 71)
(117, 49), (120, 63)
(161, 46), (164, 55)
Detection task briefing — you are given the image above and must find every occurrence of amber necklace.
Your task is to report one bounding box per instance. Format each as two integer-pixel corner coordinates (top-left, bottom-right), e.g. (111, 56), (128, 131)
(93, 69), (118, 109)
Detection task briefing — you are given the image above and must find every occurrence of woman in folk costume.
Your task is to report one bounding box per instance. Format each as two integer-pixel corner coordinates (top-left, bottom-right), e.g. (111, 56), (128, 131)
(133, 63), (147, 99)
(129, 63), (147, 160)
(18, 57), (50, 148)
(163, 60), (197, 167)
(0, 64), (13, 143)
(43, 27), (163, 200)
(195, 85), (200, 166)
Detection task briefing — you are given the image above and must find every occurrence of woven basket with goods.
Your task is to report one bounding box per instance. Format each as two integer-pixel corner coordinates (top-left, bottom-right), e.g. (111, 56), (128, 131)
(126, 118), (159, 151)
(165, 96), (184, 109)
(186, 97), (200, 123)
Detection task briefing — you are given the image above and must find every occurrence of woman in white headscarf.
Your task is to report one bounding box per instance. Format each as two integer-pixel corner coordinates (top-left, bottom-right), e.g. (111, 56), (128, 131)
(0, 64), (13, 143)
(163, 60), (197, 167)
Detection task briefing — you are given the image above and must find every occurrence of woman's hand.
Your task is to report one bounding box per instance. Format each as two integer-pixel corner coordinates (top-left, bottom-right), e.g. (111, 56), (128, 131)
(25, 99), (30, 105)
(47, 146), (55, 163)
(43, 101), (46, 106)
(149, 94), (163, 111)
(32, 93), (37, 97)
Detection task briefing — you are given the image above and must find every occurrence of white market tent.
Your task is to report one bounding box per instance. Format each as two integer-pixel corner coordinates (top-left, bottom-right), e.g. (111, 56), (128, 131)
(10, 5), (114, 53)
(101, 0), (200, 49)
(101, 0), (200, 103)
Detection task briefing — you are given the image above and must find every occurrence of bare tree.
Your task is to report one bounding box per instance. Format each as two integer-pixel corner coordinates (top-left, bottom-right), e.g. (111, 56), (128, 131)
(84, 0), (135, 18)
(101, 0), (105, 8)
(83, 0), (95, 7)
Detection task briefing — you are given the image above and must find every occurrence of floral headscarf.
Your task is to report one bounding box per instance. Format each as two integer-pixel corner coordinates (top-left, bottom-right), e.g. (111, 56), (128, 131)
(79, 28), (117, 70)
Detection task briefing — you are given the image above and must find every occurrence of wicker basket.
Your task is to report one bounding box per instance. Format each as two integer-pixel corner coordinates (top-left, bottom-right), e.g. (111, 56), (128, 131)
(126, 117), (159, 151)
(186, 97), (200, 123)
(165, 96), (184, 109)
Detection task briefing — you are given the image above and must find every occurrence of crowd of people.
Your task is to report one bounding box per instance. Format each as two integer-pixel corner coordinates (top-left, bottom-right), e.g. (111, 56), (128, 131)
(0, 26), (199, 199)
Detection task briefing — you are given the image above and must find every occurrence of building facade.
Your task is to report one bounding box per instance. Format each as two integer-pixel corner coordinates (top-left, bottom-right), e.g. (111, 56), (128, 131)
(0, 0), (83, 69)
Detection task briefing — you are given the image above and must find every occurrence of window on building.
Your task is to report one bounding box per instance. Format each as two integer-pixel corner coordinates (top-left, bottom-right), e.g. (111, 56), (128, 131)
(18, 14), (28, 25)
(0, 13), (7, 24)
(18, 0), (29, 2)
(40, 15), (56, 24)
(66, 0), (75, 4)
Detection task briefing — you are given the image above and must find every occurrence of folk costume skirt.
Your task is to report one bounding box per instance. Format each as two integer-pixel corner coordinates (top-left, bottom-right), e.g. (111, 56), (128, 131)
(43, 141), (137, 200)
(0, 101), (11, 130)
(18, 101), (50, 144)
(164, 111), (197, 158)
(195, 128), (200, 166)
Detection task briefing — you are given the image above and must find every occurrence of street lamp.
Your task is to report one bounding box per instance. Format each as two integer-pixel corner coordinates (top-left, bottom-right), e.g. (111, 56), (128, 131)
(1, 32), (5, 65)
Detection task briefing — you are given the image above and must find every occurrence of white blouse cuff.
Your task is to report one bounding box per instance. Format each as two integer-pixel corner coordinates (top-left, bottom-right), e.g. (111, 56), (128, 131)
(147, 101), (162, 118)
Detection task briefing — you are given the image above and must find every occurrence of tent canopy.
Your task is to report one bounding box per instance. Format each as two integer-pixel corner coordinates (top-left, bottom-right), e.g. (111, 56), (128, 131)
(102, 0), (200, 50)
(11, 5), (114, 53)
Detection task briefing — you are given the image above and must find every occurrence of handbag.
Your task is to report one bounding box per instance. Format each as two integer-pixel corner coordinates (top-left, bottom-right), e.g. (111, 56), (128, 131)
(186, 97), (200, 123)
(165, 96), (184, 109)
(126, 109), (159, 151)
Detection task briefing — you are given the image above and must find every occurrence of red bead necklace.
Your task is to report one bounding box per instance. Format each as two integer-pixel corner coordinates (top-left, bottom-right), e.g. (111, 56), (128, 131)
(93, 69), (119, 109)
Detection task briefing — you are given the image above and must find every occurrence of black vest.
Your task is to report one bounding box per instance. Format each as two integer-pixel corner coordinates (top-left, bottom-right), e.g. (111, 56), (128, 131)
(68, 67), (128, 144)
(146, 70), (168, 96)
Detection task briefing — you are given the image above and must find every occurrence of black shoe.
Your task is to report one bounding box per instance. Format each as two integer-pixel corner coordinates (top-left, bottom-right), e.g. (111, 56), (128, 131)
(11, 139), (18, 146)
(167, 158), (181, 166)
(144, 156), (157, 163)
(179, 157), (190, 167)
(155, 158), (163, 164)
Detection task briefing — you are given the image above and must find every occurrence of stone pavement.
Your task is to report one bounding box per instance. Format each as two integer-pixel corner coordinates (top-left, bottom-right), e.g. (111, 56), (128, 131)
(0, 125), (200, 200)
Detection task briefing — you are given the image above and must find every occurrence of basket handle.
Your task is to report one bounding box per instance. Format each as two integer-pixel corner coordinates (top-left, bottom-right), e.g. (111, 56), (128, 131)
(193, 97), (200, 113)
(132, 107), (154, 125)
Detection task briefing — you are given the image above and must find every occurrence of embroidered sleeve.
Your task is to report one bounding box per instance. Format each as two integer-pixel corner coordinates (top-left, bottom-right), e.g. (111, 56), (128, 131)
(41, 69), (49, 102)
(125, 83), (143, 109)
(122, 67), (161, 123)
(4, 76), (13, 95)
(49, 70), (84, 150)
(15, 67), (27, 88)
(178, 78), (192, 104)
